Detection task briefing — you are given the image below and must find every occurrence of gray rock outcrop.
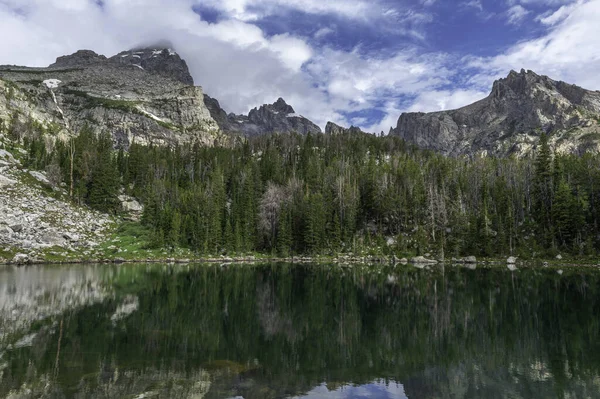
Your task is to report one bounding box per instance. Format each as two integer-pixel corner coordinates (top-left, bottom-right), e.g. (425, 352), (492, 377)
(50, 49), (108, 68)
(390, 69), (600, 156)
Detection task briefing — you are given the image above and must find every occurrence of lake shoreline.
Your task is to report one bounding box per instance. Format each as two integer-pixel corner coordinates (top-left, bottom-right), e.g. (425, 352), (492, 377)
(2, 254), (599, 268)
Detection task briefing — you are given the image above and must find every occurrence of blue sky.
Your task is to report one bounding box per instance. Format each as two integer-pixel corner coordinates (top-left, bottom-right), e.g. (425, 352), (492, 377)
(0, 0), (598, 132)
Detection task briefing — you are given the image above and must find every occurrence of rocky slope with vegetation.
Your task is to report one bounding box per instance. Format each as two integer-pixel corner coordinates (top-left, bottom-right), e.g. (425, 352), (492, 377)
(0, 48), (222, 148)
(390, 69), (600, 157)
(0, 135), (114, 264)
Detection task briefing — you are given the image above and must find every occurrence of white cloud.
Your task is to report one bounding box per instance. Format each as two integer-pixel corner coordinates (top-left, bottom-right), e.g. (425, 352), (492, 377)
(196, 0), (373, 21)
(461, 0), (484, 11)
(469, 0), (600, 90)
(314, 27), (334, 39)
(407, 89), (488, 112)
(507, 5), (530, 24)
(536, 0), (583, 24)
(308, 48), (451, 104)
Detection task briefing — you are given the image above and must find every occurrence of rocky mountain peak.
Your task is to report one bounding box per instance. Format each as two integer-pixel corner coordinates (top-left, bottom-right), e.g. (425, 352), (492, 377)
(201, 96), (321, 136)
(109, 47), (194, 85)
(49, 50), (108, 68)
(391, 69), (600, 156)
(491, 69), (548, 99)
(271, 98), (295, 114)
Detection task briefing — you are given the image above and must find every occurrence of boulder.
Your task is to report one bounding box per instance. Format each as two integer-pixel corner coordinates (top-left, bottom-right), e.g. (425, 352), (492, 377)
(556, 254), (563, 260)
(29, 171), (51, 186)
(0, 174), (17, 188)
(410, 256), (438, 264)
(41, 231), (67, 247)
(463, 256), (477, 264)
(0, 149), (17, 164)
(0, 225), (14, 237)
(12, 253), (30, 264)
(63, 232), (80, 242)
(119, 195), (144, 213)
(10, 223), (23, 233)
(507, 256), (517, 264)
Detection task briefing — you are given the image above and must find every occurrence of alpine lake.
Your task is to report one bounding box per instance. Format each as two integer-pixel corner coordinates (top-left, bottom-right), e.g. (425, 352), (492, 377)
(1, 262), (600, 399)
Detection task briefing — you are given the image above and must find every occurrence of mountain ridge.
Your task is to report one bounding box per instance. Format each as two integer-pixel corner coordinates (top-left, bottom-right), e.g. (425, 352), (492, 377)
(2, 47), (600, 156)
(390, 69), (600, 156)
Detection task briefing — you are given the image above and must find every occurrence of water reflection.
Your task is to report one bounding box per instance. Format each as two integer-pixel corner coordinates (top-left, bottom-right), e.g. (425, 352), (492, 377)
(0, 265), (111, 342)
(1, 263), (600, 398)
(291, 381), (406, 398)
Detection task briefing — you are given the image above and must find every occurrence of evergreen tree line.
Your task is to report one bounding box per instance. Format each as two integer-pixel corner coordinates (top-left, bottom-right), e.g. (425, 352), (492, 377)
(12, 124), (600, 258)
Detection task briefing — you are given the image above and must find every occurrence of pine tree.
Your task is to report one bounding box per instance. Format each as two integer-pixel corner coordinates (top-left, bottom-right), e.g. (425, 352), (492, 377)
(533, 133), (554, 244)
(552, 178), (574, 246)
(277, 205), (292, 257)
(87, 133), (120, 213)
(168, 211), (182, 251)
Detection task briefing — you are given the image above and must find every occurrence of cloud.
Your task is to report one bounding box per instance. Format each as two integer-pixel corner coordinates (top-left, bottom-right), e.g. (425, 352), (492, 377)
(461, 0), (484, 11)
(314, 27), (334, 39)
(535, 0), (583, 24)
(406, 89), (488, 112)
(469, 0), (600, 90)
(196, 0), (374, 21)
(507, 5), (530, 24)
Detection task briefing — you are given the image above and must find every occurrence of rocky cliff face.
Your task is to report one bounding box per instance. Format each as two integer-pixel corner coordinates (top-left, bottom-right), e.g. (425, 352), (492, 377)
(204, 96), (322, 136)
(390, 69), (600, 156)
(0, 48), (220, 148)
(109, 47), (195, 85)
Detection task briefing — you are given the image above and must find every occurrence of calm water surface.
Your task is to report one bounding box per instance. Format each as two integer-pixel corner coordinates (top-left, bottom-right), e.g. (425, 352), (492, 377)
(1, 263), (600, 398)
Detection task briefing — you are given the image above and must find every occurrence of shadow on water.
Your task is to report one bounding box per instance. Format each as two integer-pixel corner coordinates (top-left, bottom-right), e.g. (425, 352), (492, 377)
(1, 263), (600, 398)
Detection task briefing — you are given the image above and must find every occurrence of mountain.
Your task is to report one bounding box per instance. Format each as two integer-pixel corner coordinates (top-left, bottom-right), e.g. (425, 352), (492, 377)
(0, 47), (323, 147)
(0, 47), (221, 148)
(203, 96), (322, 136)
(390, 69), (600, 156)
(4, 47), (600, 156)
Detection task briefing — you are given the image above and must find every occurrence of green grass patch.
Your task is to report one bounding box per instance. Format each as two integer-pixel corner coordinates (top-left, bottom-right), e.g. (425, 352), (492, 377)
(64, 89), (140, 112)
(156, 119), (179, 130)
(0, 246), (18, 261)
(96, 222), (179, 260)
(37, 246), (75, 263)
(19, 79), (44, 86)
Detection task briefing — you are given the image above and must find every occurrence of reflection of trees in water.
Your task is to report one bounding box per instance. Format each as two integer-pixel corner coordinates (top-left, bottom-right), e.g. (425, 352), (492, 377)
(2, 264), (600, 398)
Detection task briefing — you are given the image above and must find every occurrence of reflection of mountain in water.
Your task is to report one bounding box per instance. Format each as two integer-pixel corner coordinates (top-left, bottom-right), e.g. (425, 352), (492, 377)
(0, 265), (112, 342)
(1, 263), (600, 398)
